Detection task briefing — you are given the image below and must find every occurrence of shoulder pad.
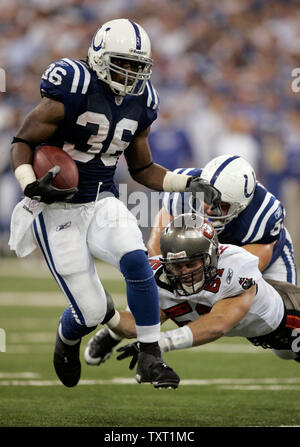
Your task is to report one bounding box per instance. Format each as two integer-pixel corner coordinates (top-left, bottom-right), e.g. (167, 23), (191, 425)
(217, 245), (261, 297)
(241, 185), (283, 244)
(40, 59), (91, 102)
(144, 80), (159, 111)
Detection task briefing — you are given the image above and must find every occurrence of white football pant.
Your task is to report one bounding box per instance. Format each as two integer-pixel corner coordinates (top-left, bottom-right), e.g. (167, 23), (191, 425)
(32, 196), (146, 327)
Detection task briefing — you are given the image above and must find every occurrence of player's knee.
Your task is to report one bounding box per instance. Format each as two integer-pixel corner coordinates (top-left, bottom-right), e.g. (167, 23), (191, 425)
(80, 296), (107, 327)
(120, 249), (152, 280)
(271, 349), (298, 360)
(113, 222), (146, 263)
(82, 289), (115, 327)
(83, 306), (106, 327)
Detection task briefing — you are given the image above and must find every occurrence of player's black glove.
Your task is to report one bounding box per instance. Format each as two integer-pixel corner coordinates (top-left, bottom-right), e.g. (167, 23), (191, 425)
(186, 177), (222, 217)
(116, 342), (140, 370)
(24, 166), (78, 204)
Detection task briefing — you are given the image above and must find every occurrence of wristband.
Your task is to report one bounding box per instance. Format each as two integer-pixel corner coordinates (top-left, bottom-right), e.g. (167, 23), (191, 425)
(14, 164), (36, 191)
(159, 325), (193, 353)
(162, 171), (191, 192)
(106, 310), (121, 329)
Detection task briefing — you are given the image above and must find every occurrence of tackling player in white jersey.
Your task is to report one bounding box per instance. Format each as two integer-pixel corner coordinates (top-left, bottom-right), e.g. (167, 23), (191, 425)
(148, 155), (297, 285)
(85, 214), (300, 369)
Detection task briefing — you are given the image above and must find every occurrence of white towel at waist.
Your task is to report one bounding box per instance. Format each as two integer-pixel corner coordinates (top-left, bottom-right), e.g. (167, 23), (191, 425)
(9, 197), (45, 257)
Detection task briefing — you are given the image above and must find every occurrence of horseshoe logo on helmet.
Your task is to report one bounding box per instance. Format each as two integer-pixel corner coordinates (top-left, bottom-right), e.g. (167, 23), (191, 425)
(92, 27), (111, 51)
(243, 172), (256, 198)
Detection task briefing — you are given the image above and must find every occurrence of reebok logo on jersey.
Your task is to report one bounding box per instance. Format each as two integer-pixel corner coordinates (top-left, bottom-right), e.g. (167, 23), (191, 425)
(226, 268), (233, 284)
(56, 221), (71, 232)
(115, 96), (124, 106)
(239, 277), (255, 290)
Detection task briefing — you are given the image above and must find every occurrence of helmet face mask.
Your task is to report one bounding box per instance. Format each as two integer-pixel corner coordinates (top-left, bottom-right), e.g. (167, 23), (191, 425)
(202, 201), (246, 234)
(197, 155), (257, 234)
(105, 53), (152, 95)
(164, 253), (215, 296)
(87, 19), (153, 96)
(160, 214), (219, 296)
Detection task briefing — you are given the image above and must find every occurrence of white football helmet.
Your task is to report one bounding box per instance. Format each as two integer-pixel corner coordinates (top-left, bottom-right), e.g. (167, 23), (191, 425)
(199, 155), (257, 233)
(87, 18), (153, 96)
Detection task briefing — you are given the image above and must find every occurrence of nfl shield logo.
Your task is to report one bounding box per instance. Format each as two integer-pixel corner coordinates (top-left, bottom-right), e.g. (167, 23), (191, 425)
(115, 96), (123, 106)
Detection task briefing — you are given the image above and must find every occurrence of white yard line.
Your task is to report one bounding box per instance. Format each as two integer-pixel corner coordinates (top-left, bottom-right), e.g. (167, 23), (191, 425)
(3, 339), (263, 354)
(0, 292), (67, 307)
(3, 330), (265, 354)
(0, 292), (126, 308)
(218, 385), (300, 390)
(0, 258), (123, 280)
(0, 376), (300, 388)
(0, 372), (40, 379)
(190, 344), (263, 354)
(8, 333), (55, 343)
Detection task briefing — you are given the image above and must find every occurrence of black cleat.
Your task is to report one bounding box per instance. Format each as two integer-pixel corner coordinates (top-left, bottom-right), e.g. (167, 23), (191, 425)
(136, 350), (180, 389)
(84, 327), (121, 366)
(53, 327), (81, 388)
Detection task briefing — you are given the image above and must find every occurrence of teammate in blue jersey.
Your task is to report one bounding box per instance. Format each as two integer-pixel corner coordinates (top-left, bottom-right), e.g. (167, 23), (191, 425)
(9, 18), (221, 389)
(147, 155), (297, 285)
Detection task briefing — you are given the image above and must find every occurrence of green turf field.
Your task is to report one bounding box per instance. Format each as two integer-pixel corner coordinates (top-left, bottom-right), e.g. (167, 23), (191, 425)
(1, 256), (300, 428)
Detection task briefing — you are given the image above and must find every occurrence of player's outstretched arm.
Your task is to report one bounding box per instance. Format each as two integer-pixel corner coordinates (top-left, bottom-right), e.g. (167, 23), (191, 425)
(116, 288), (255, 365)
(125, 127), (221, 213)
(186, 285), (256, 347)
(242, 242), (276, 273)
(147, 208), (173, 257)
(110, 308), (168, 340)
(109, 310), (137, 339)
(124, 126), (169, 190)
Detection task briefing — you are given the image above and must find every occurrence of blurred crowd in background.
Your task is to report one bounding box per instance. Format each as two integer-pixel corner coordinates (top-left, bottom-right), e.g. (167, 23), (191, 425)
(0, 0), (300, 260)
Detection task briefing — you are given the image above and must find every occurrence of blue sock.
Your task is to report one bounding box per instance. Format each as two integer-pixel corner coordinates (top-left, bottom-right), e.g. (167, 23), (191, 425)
(120, 250), (160, 326)
(60, 306), (96, 340)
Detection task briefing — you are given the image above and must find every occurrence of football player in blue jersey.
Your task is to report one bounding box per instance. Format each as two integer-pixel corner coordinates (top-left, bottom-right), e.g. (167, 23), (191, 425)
(9, 18), (221, 389)
(147, 155), (297, 285)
